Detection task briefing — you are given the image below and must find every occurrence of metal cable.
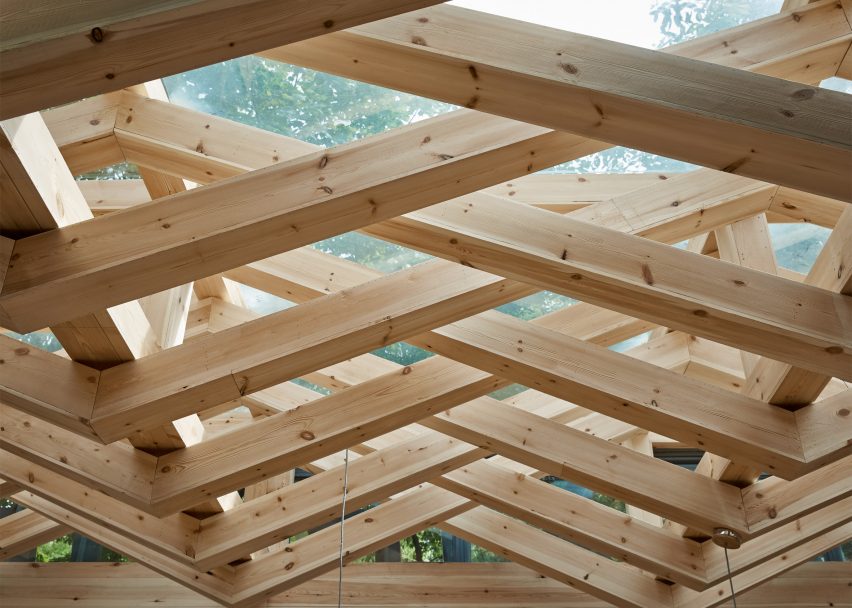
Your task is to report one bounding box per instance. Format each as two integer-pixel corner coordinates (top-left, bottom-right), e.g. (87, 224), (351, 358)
(724, 546), (738, 608)
(337, 448), (351, 608)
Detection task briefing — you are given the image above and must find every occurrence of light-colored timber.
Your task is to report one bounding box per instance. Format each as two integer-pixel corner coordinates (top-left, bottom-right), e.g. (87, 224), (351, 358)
(0, 1), (850, 607)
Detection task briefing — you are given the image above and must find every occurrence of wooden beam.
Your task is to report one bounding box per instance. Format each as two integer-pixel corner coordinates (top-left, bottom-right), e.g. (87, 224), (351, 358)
(0, 0), (446, 119)
(703, 496), (852, 583)
(267, 3), (852, 201)
(89, 260), (530, 442)
(0, 335), (100, 439)
(2, 109), (206, 460)
(742, 454), (852, 535)
(77, 178), (150, 215)
(442, 507), (674, 608)
(0, 478), (20, 499)
(435, 459), (707, 589)
(193, 376), (695, 576)
(769, 186), (848, 228)
(0, 110), (604, 333)
(0, 561), (848, 608)
(149, 356), (503, 515)
(0, 449), (199, 564)
(10, 490), (234, 605)
(743, 206), (852, 408)
(576, 169), (777, 245)
(0, 407), (158, 511)
(0, 112), (159, 366)
(411, 311), (815, 479)
(423, 397), (749, 537)
(230, 485), (473, 607)
(0, 508), (70, 560)
(714, 213), (779, 377)
(15, 1), (844, 328)
(40, 92), (124, 175)
(113, 89), (316, 184)
(193, 431), (486, 570)
(690, 209), (852, 498)
(672, 523), (852, 608)
(365, 194), (852, 382)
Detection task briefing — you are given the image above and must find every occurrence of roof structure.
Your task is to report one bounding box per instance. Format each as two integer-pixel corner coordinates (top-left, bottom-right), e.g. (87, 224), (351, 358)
(0, 0), (850, 606)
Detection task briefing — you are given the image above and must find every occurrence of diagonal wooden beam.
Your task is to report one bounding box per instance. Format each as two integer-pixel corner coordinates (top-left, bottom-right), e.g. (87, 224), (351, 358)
(0, 0), (446, 120)
(691, 208), (852, 498)
(0, 449), (201, 565)
(443, 506), (675, 608)
(40, 92), (125, 175)
(0, 508), (70, 560)
(10, 490), (233, 605)
(267, 3), (852, 201)
(89, 260), (531, 442)
(229, 484), (473, 607)
(0, 334), (100, 439)
(7, 0), (846, 332)
(0, 110), (602, 333)
(742, 454), (852, 536)
(148, 356), (504, 515)
(423, 397), (749, 537)
(671, 522), (852, 608)
(1, 109), (209, 463)
(43, 0), (850, 180)
(365, 194), (852, 381)
(410, 311), (819, 479)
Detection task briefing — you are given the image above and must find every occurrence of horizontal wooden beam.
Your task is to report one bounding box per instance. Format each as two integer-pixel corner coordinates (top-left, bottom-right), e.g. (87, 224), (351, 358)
(0, 0), (445, 120)
(0, 561), (848, 607)
(268, 3), (852, 201)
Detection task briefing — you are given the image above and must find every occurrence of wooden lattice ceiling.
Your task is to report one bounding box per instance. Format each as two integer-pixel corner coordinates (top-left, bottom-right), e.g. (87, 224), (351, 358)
(0, 0), (850, 606)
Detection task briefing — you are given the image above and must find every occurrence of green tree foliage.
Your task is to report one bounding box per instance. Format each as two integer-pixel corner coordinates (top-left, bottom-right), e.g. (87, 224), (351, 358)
(164, 57), (452, 148)
(36, 535), (73, 562)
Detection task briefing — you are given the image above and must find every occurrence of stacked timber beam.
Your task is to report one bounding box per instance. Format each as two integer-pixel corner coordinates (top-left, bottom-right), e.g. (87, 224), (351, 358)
(1, 1), (850, 607)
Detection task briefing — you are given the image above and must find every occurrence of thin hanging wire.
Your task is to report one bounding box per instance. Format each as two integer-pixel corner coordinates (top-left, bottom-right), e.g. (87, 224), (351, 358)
(336, 447), (351, 608)
(724, 546), (738, 608)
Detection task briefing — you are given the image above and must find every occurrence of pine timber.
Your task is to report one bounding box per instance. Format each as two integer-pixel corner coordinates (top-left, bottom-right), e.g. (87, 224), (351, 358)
(0, 507), (70, 560)
(6, 0), (848, 331)
(266, 3), (852, 201)
(0, 110), (603, 333)
(1, 110), (209, 472)
(1, 1), (850, 606)
(364, 194), (852, 382)
(89, 260), (531, 442)
(40, 92), (125, 175)
(0, 561), (847, 608)
(0, 0), (446, 120)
